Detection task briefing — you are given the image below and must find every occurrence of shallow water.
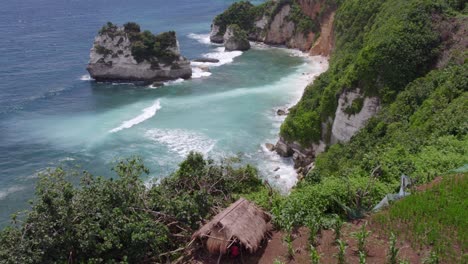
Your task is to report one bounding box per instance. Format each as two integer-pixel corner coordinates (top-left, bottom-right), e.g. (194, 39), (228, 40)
(0, 0), (327, 225)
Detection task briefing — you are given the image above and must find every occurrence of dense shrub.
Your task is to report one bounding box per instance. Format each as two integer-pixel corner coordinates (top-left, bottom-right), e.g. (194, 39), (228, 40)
(123, 22), (141, 33)
(288, 2), (319, 35)
(99, 21), (118, 35)
(0, 153), (267, 263)
(130, 30), (178, 63)
(213, 1), (256, 36)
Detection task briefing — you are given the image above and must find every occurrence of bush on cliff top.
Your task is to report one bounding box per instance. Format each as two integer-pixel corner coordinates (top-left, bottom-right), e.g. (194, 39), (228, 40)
(130, 30), (178, 64)
(0, 153), (267, 263)
(213, 1), (257, 35)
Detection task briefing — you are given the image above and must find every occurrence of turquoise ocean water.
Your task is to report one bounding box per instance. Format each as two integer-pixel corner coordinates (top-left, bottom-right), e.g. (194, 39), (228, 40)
(0, 0), (327, 226)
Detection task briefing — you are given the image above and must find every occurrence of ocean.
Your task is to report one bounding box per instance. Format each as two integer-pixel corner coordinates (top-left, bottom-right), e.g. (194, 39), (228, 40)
(0, 0), (327, 226)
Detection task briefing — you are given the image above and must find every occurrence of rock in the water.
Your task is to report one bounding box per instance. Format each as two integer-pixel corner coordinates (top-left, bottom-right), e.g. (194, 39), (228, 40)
(193, 58), (220, 63)
(87, 22), (192, 83)
(277, 108), (288, 116)
(151, 81), (164, 87)
(198, 65), (210, 72)
(265, 143), (276, 152)
(274, 167), (280, 172)
(210, 24), (224, 43)
(275, 138), (293, 157)
(223, 25), (250, 51)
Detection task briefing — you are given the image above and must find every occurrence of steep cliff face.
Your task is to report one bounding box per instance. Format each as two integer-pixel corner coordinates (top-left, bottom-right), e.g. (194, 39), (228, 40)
(87, 23), (191, 83)
(210, 0), (336, 55)
(330, 89), (380, 144)
(224, 25), (251, 51)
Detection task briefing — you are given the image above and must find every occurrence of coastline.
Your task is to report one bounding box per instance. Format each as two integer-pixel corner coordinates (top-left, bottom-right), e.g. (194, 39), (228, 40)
(257, 47), (328, 192)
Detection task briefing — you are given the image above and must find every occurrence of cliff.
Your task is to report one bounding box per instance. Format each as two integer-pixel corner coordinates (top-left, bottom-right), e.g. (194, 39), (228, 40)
(210, 0), (336, 55)
(278, 0), (467, 173)
(223, 24), (251, 51)
(87, 22), (191, 83)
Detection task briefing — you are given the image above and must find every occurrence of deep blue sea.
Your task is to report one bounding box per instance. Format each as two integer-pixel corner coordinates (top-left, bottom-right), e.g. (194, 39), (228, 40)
(0, 0), (327, 226)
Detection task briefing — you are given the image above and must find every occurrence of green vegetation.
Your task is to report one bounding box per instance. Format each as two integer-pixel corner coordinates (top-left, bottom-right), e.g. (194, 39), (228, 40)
(281, 0), (464, 145)
(373, 174), (467, 263)
(343, 96), (364, 116)
(123, 22), (140, 33)
(388, 232), (400, 264)
(129, 30), (178, 64)
(95, 45), (112, 56)
(310, 245), (321, 264)
(226, 24), (249, 42)
(312, 64), (467, 184)
(336, 239), (347, 264)
(271, 63), (467, 240)
(213, 0), (326, 37)
(99, 21), (118, 35)
(288, 1), (319, 35)
(97, 22), (179, 64)
(0, 153), (268, 263)
(213, 1), (257, 36)
(353, 222), (371, 254)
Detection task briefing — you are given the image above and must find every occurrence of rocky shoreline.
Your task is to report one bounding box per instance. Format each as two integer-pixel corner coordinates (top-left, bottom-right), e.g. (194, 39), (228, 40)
(209, 0), (338, 176)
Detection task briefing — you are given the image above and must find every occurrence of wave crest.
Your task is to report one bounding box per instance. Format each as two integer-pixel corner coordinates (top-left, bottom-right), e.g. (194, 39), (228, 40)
(109, 100), (161, 133)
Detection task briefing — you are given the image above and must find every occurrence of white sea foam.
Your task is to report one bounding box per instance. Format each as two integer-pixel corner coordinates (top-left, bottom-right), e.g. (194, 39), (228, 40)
(145, 128), (216, 157)
(191, 67), (212, 78)
(109, 100), (161, 133)
(258, 143), (298, 193)
(191, 47), (243, 68)
(80, 74), (93, 81)
(164, 78), (185, 86)
(0, 185), (26, 200)
(257, 55), (329, 193)
(187, 33), (214, 45)
(59, 157), (75, 162)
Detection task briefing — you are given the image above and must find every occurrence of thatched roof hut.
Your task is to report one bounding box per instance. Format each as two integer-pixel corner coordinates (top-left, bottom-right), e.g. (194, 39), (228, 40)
(192, 198), (272, 255)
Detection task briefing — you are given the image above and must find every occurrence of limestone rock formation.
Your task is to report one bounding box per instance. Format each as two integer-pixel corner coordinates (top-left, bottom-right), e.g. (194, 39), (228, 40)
(210, 24), (224, 43)
(209, 0), (336, 54)
(330, 89), (381, 144)
(87, 22), (191, 83)
(223, 25), (251, 51)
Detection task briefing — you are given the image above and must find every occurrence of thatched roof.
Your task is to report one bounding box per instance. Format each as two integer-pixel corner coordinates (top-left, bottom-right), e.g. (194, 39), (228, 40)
(192, 198), (271, 254)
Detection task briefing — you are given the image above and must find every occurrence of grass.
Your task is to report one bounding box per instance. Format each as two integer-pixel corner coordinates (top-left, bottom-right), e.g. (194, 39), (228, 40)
(372, 173), (468, 263)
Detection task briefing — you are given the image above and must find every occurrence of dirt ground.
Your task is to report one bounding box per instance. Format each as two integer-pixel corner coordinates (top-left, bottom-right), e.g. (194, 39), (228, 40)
(191, 219), (427, 263)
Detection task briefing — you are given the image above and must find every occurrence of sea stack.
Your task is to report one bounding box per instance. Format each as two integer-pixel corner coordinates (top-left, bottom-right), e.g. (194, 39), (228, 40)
(87, 22), (192, 83)
(223, 25), (251, 51)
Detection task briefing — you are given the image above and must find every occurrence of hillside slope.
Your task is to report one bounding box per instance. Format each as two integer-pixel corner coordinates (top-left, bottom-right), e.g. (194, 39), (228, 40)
(279, 0), (467, 170)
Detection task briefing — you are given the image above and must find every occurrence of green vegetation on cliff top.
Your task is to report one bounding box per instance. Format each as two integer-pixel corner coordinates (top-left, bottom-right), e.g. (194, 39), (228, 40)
(98, 22), (178, 64)
(213, 0), (330, 37)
